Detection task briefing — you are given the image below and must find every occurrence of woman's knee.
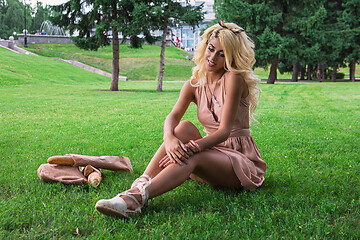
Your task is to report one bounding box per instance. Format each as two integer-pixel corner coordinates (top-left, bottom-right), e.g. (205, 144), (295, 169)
(174, 120), (201, 142)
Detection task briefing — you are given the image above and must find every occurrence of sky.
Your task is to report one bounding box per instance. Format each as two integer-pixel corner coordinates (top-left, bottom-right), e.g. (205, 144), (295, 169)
(26, 0), (69, 7)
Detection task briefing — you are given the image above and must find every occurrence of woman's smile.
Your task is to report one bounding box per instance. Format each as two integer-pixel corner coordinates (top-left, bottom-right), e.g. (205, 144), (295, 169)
(207, 58), (216, 67)
(204, 38), (225, 73)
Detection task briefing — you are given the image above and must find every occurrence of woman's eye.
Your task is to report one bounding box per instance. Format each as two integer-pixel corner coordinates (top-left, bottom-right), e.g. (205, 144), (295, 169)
(219, 53), (225, 57)
(208, 47), (214, 52)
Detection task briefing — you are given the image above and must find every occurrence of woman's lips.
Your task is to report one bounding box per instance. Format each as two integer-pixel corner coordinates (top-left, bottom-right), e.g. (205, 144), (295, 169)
(207, 58), (215, 67)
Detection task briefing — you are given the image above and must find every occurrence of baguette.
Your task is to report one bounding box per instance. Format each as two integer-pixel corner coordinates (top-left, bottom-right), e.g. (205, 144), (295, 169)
(47, 155), (74, 165)
(88, 171), (102, 187)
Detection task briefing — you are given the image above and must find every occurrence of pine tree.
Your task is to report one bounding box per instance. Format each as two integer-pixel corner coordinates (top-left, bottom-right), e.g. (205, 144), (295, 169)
(340, 0), (360, 82)
(214, 0), (283, 84)
(51, 0), (156, 91)
(51, 0), (203, 91)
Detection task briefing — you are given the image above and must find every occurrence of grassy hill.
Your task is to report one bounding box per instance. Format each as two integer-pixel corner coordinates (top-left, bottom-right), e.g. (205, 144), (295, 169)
(1, 46), (360, 239)
(24, 43), (360, 82)
(25, 43), (195, 81)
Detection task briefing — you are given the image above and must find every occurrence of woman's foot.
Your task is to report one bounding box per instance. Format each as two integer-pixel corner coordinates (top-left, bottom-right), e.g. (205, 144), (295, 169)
(95, 175), (151, 218)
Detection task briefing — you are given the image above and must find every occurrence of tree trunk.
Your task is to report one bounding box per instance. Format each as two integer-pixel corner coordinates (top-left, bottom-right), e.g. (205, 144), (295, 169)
(300, 66), (306, 80)
(321, 64), (326, 82)
(349, 60), (356, 82)
(307, 65), (312, 80)
(291, 60), (300, 82)
(331, 65), (337, 82)
(110, 27), (119, 91)
(317, 64), (325, 82)
(267, 54), (279, 84)
(157, 25), (167, 92)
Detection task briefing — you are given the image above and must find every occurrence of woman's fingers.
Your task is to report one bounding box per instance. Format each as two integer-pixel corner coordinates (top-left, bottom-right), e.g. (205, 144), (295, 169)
(170, 151), (184, 165)
(158, 155), (169, 167)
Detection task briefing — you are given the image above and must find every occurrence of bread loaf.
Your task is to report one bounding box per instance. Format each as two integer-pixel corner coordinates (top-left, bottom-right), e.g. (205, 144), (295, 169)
(88, 171), (102, 187)
(47, 155), (74, 165)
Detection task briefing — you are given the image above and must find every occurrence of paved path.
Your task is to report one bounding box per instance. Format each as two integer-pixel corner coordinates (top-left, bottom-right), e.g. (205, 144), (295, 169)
(55, 58), (127, 81)
(0, 41), (127, 81)
(2, 42), (357, 83)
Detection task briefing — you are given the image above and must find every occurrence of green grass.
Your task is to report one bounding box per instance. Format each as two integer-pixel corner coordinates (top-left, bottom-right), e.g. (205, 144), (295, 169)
(25, 43), (360, 83)
(1, 47), (360, 239)
(25, 43), (195, 81)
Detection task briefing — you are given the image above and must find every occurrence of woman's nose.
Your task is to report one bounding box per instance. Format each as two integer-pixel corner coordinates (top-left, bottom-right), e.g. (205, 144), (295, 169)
(209, 52), (216, 61)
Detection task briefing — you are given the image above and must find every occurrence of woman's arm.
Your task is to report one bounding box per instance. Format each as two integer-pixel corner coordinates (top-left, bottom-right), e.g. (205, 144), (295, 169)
(196, 72), (247, 151)
(163, 80), (196, 164)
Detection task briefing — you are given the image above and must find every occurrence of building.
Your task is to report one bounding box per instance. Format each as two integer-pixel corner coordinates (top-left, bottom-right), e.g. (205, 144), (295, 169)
(151, 0), (215, 52)
(92, 0), (215, 51)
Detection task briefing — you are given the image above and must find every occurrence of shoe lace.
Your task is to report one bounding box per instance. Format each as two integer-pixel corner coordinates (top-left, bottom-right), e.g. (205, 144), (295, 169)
(127, 174), (152, 207)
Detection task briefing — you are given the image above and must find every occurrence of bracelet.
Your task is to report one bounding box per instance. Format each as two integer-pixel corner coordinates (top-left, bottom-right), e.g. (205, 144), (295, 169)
(189, 140), (201, 153)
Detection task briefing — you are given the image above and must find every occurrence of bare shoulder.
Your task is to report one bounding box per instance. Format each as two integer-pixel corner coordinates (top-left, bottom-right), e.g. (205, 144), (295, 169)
(224, 72), (248, 98)
(179, 80), (196, 101)
(183, 79), (197, 92)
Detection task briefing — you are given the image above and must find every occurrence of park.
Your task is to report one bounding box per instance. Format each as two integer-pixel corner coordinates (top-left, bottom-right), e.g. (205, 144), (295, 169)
(1, 0), (360, 239)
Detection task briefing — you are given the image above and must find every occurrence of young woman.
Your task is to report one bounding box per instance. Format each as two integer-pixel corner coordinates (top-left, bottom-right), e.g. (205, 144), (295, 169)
(95, 21), (267, 218)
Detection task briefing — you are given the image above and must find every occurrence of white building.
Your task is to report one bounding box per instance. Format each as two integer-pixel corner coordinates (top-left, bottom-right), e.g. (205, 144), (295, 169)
(106, 0), (215, 51)
(151, 0), (215, 52)
(172, 0), (215, 51)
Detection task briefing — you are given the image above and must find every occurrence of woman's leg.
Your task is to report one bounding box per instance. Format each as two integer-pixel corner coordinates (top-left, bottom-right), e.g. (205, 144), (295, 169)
(142, 120), (203, 178)
(96, 120), (242, 216)
(124, 120), (241, 209)
(147, 149), (242, 198)
(120, 120), (202, 209)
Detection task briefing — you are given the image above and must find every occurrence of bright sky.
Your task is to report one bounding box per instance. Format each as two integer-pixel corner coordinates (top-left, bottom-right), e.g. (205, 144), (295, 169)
(26, 0), (69, 7)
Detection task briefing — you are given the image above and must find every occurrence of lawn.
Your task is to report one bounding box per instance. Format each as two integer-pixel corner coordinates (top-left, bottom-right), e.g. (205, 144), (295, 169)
(24, 43), (360, 83)
(0, 47), (359, 239)
(25, 43), (196, 82)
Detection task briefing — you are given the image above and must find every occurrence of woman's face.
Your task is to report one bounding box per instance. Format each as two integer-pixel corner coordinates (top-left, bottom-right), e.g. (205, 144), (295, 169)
(204, 37), (226, 74)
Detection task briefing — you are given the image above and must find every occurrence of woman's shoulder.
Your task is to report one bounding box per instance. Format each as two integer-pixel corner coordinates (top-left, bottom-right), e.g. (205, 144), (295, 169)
(181, 79), (198, 95)
(188, 78), (202, 87)
(223, 72), (248, 98)
(224, 71), (244, 82)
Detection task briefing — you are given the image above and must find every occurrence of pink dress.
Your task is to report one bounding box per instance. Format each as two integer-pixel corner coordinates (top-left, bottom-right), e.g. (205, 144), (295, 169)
(194, 75), (266, 190)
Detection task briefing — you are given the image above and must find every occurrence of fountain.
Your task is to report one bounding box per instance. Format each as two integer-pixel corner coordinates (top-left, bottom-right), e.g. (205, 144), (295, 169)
(40, 20), (67, 36)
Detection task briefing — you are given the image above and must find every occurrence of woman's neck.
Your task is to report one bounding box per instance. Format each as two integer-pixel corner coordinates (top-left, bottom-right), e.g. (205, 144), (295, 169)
(207, 70), (226, 83)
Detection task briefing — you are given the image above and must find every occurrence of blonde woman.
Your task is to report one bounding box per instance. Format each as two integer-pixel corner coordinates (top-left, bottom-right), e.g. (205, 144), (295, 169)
(95, 22), (267, 218)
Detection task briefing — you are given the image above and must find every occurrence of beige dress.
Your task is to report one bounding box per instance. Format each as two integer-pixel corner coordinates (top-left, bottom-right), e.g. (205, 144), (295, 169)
(194, 75), (266, 190)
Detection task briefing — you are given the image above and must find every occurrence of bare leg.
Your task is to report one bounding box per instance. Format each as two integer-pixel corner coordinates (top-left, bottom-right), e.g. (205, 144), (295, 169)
(124, 121), (242, 209)
(147, 150), (242, 198)
(123, 120), (201, 209)
(143, 120), (202, 178)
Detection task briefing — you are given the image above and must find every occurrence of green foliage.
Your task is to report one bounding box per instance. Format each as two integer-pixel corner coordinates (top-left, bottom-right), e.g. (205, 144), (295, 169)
(0, 0), (27, 39)
(340, 0), (360, 63)
(30, 2), (51, 33)
(0, 0), (51, 39)
(1, 47), (360, 238)
(214, 0), (283, 68)
(215, 0), (360, 81)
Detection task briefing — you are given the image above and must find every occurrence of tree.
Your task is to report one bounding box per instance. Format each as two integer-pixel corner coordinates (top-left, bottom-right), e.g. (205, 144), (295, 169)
(30, 2), (51, 33)
(340, 0), (360, 82)
(51, 0), (155, 91)
(148, 0), (204, 92)
(214, 0), (283, 84)
(0, 0), (32, 39)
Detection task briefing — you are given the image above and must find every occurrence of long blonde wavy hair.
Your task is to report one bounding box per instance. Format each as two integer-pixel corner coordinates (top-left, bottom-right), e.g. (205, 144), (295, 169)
(191, 22), (261, 121)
